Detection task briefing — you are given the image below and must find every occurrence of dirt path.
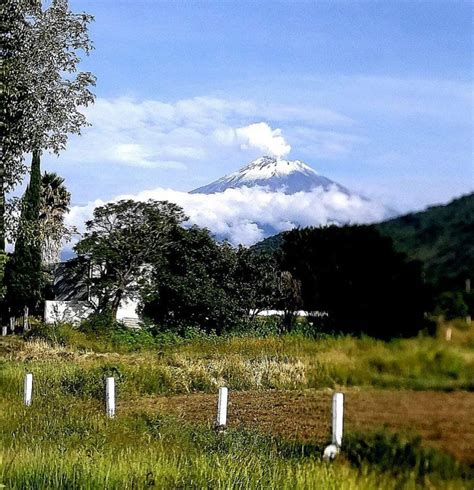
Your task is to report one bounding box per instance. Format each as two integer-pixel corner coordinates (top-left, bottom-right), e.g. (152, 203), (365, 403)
(121, 389), (474, 463)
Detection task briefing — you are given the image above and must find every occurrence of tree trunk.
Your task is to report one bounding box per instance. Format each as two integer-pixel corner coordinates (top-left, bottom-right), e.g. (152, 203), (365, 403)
(111, 289), (123, 321)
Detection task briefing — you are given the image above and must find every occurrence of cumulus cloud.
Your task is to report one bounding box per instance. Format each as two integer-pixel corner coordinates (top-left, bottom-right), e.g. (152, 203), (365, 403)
(214, 122), (291, 158)
(236, 123), (291, 158)
(45, 95), (356, 172)
(66, 186), (388, 247)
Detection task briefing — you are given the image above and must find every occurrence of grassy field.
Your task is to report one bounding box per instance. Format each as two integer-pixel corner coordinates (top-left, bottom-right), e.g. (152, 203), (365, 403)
(1, 322), (474, 488)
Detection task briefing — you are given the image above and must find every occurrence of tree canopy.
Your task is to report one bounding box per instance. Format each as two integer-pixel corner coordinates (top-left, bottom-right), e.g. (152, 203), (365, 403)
(1, 0), (95, 251)
(278, 225), (428, 338)
(75, 199), (187, 319)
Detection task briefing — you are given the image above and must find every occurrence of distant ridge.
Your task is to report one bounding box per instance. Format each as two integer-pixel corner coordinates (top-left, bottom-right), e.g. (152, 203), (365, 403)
(254, 192), (474, 290)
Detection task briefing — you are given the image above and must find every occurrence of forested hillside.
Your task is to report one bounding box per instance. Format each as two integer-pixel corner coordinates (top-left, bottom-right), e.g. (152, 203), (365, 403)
(254, 193), (474, 291)
(376, 193), (474, 290)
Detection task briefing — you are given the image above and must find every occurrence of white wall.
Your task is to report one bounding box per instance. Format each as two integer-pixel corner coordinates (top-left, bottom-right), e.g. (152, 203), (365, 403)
(44, 300), (94, 325)
(44, 298), (141, 326)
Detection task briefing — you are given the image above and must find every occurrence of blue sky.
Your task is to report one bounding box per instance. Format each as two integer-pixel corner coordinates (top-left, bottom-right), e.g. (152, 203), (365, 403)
(45, 0), (472, 215)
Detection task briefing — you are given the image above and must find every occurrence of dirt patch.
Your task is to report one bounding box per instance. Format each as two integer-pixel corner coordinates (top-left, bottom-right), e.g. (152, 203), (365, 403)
(121, 389), (474, 463)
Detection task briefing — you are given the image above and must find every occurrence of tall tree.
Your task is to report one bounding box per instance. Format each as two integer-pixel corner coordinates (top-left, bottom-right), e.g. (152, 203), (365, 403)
(0, 0), (95, 252)
(39, 171), (72, 265)
(5, 150), (43, 312)
(142, 226), (243, 335)
(279, 225), (428, 339)
(75, 200), (187, 320)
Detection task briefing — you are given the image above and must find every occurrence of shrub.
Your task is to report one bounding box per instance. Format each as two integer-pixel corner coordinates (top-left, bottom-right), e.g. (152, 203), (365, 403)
(109, 327), (156, 351)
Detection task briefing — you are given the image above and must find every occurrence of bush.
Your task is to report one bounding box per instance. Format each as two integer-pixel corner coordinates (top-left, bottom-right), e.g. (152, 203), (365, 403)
(435, 291), (469, 320)
(109, 327), (156, 351)
(78, 311), (118, 334)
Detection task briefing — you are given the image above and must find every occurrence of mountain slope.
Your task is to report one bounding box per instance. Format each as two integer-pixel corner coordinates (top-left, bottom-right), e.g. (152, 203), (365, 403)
(377, 193), (474, 289)
(254, 192), (474, 289)
(190, 156), (351, 194)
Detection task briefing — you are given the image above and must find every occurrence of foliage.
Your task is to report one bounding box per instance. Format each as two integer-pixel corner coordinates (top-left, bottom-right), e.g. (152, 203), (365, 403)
(279, 225), (428, 339)
(4, 151), (44, 313)
(39, 171), (73, 265)
(1, 0), (96, 251)
(435, 291), (469, 321)
(377, 193), (474, 293)
(254, 193), (474, 319)
(142, 225), (244, 335)
(74, 199), (186, 319)
(0, 251), (7, 301)
(233, 247), (280, 318)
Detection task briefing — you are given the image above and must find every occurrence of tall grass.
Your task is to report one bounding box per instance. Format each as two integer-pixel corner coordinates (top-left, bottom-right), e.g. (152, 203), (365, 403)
(1, 330), (473, 488)
(2, 330), (473, 397)
(1, 394), (471, 489)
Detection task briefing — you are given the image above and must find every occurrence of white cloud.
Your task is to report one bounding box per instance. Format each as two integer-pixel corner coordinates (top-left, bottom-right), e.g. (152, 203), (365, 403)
(236, 122), (291, 158)
(214, 122), (292, 158)
(45, 95), (355, 171)
(66, 186), (388, 247)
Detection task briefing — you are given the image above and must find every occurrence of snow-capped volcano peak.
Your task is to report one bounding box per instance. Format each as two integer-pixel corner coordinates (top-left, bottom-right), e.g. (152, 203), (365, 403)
(190, 155), (350, 195)
(236, 156), (319, 180)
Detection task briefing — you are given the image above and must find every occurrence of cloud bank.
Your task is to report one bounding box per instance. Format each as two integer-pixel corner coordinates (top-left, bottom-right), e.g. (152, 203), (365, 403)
(67, 186), (388, 247)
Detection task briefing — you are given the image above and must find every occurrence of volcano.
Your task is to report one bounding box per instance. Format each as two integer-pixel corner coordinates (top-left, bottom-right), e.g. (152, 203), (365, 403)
(190, 156), (351, 195)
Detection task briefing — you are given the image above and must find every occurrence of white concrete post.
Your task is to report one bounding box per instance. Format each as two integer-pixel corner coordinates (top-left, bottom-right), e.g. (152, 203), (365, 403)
(105, 377), (115, 418)
(2, 326), (7, 336)
(332, 392), (344, 447)
(445, 327), (452, 341)
(216, 387), (228, 427)
(24, 373), (33, 406)
(23, 306), (29, 332)
(9, 317), (15, 332)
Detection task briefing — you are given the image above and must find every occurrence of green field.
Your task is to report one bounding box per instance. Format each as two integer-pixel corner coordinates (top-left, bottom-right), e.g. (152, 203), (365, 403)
(1, 323), (474, 488)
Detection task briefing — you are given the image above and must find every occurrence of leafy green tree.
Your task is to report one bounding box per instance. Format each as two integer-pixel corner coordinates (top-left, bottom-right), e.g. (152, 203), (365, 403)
(233, 247), (280, 320)
(5, 150), (43, 313)
(1, 0), (95, 252)
(75, 200), (186, 320)
(279, 225), (427, 339)
(142, 226), (244, 335)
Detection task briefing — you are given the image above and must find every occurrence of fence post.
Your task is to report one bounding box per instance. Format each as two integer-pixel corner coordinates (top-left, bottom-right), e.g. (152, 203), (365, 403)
(323, 392), (344, 461)
(2, 326), (7, 336)
(105, 377), (115, 418)
(24, 373), (33, 407)
(9, 317), (15, 333)
(332, 392), (344, 446)
(216, 387), (228, 429)
(23, 306), (29, 332)
(445, 327), (452, 341)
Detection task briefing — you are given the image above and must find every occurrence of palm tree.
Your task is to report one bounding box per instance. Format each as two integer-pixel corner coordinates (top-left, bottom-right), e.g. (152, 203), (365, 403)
(40, 172), (71, 265)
